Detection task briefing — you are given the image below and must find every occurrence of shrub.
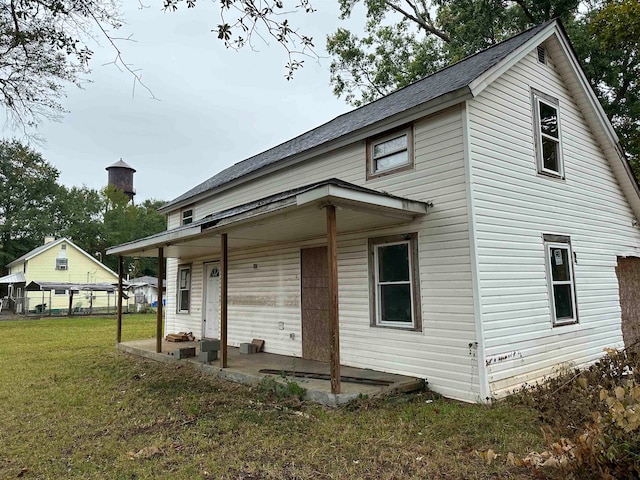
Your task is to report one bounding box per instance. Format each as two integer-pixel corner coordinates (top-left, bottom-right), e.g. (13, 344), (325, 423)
(511, 347), (640, 479)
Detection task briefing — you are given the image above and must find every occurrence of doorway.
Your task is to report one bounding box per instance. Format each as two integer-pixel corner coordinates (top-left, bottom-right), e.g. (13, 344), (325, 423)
(203, 262), (220, 339)
(616, 256), (640, 347)
(301, 246), (330, 362)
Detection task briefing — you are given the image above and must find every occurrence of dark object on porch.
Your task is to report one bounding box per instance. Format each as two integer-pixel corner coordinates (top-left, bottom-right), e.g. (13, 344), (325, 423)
(34, 303), (47, 313)
(201, 339), (221, 352)
(259, 369), (394, 386)
(251, 339), (265, 352)
(199, 350), (218, 363)
(240, 342), (258, 354)
(170, 347), (196, 359)
(200, 339), (220, 364)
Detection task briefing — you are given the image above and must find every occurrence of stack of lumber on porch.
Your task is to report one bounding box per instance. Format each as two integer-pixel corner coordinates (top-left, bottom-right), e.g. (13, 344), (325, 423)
(165, 332), (195, 342)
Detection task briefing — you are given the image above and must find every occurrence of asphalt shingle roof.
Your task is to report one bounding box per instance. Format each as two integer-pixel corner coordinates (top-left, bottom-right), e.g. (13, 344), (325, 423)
(162, 20), (553, 211)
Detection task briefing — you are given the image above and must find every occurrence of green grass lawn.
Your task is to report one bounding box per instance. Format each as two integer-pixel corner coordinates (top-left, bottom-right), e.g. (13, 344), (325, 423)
(0, 314), (544, 479)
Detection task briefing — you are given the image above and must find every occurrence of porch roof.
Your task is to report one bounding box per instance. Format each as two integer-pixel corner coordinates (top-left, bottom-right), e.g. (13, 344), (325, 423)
(0, 272), (25, 284)
(25, 281), (121, 292)
(107, 178), (431, 258)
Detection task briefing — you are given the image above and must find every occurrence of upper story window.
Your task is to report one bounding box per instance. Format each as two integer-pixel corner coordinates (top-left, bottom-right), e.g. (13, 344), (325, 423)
(543, 234), (578, 326)
(367, 126), (414, 179)
(532, 89), (563, 178)
(55, 258), (68, 270)
(368, 233), (421, 331)
(181, 207), (194, 226)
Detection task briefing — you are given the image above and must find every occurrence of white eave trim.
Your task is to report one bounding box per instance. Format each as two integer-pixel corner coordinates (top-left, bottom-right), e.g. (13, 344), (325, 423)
(106, 225), (202, 256)
(468, 22), (558, 97)
(296, 184), (430, 217)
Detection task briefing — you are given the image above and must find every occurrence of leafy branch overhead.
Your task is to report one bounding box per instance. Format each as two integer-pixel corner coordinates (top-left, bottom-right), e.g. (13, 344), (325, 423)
(0, 0), (157, 134)
(0, 0), (316, 133)
(326, 0), (640, 180)
(162, 0), (318, 80)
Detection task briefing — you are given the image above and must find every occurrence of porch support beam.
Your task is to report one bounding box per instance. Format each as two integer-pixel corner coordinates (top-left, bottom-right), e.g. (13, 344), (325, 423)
(326, 204), (341, 394)
(156, 247), (164, 353)
(117, 255), (123, 344)
(220, 233), (228, 368)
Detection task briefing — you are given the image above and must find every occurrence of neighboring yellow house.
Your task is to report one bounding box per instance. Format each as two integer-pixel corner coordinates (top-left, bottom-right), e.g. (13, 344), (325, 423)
(4, 237), (119, 314)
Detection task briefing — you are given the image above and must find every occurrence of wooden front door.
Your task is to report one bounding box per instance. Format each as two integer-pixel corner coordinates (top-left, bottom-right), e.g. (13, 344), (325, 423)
(616, 256), (640, 347)
(301, 247), (330, 362)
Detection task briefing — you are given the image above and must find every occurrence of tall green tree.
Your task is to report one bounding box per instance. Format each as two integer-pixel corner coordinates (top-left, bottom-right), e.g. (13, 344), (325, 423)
(51, 185), (106, 259)
(326, 0), (640, 180)
(0, 139), (59, 270)
(0, 140), (167, 276)
(100, 185), (166, 276)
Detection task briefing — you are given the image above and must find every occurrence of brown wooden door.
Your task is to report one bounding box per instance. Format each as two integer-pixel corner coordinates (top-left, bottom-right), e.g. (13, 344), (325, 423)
(616, 256), (640, 347)
(301, 246), (330, 362)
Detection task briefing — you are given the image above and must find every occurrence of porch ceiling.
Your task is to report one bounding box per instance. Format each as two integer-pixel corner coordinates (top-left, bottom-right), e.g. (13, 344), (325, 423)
(107, 179), (431, 259)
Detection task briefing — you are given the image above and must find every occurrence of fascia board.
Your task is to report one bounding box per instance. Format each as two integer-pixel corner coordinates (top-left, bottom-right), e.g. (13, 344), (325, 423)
(296, 184), (429, 216)
(468, 23), (557, 97)
(106, 225), (203, 256)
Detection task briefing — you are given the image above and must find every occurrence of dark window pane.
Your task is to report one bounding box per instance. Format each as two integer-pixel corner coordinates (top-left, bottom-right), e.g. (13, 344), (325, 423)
(542, 137), (559, 172)
(553, 284), (573, 320)
(540, 102), (558, 138)
(378, 244), (410, 282)
(180, 269), (190, 289)
(380, 284), (412, 323)
(550, 248), (570, 281)
(180, 290), (189, 311)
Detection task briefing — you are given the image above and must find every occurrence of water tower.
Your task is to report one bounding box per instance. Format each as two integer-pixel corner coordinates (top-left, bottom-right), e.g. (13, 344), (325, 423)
(106, 158), (136, 202)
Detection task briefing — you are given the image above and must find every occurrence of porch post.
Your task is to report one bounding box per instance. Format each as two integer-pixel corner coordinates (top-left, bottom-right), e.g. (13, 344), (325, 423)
(117, 255), (123, 343)
(220, 233), (228, 368)
(326, 204), (341, 394)
(156, 247), (164, 353)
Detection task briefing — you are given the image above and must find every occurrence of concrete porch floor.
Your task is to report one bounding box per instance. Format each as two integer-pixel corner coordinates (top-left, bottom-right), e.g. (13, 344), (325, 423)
(117, 339), (425, 406)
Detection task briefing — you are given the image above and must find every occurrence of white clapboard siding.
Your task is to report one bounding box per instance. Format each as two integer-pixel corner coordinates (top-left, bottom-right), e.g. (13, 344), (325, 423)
(467, 45), (640, 397)
(163, 105), (481, 402)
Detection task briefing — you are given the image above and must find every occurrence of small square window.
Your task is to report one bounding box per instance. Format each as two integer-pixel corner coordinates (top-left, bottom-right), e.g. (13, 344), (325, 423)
(367, 127), (414, 179)
(543, 235), (578, 325)
(55, 258), (68, 270)
(177, 266), (191, 313)
(181, 207), (194, 226)
(532, 89), (563, 178)
(369, 234), (421, 330)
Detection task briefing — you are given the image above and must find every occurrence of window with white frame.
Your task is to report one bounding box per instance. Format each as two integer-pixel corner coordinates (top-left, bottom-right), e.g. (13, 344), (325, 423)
(369, 234), (421, 329)
(544, 235), (578, 325)
(177, 265), (191, 313)
(54, 289), (66, 295)
(55, 258), (68, 270)
(181, 207), (194, 226)
(367, 127), (414, 178)
(532, 89), (563, 177)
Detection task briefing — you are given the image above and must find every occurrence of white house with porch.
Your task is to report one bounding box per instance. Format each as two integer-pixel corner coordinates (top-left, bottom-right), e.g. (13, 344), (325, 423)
(108, 20), (640, 403)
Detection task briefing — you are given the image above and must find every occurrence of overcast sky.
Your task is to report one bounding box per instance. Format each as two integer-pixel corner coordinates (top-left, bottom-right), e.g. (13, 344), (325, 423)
(21, 2), (357, 203)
